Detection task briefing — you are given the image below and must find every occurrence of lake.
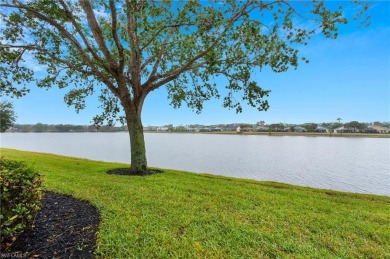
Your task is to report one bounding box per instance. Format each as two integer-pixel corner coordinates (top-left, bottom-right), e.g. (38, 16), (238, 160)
(1, 132), (389, 196)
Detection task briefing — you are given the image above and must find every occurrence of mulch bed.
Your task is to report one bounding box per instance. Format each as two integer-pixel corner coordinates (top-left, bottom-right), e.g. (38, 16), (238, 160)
(2, 191), (100, 258)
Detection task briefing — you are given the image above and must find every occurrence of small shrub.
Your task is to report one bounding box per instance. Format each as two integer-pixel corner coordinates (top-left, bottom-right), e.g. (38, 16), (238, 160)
(0, 158), (42, 242)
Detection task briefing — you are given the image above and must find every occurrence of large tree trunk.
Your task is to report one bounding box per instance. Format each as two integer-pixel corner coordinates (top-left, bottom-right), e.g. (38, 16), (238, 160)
(125, 105), (148, 174)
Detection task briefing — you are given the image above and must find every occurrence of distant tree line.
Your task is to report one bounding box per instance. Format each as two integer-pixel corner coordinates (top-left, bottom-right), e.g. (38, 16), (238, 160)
(9, 123), (127, 132)
(149, 121), (390, 133)
(4, 121), (390, 133)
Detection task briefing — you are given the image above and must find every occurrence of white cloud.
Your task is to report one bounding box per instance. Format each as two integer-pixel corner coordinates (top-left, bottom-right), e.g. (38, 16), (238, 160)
(21, 52), (47, 73)
(93, 7), (110, 20)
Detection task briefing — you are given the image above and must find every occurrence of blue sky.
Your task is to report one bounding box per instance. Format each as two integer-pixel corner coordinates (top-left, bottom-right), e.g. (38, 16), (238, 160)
(5, 1), (390, 126)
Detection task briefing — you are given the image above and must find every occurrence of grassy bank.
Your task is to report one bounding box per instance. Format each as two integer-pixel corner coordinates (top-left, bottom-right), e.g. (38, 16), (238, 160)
(1, 148), (389, 258)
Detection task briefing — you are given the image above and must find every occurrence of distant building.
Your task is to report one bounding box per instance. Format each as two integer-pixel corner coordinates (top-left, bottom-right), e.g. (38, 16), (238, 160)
(334, 126), (344, 133)
(240, 126), (254, 132)
(364, 125), (390, 134)
(225, 124), (239, 131)
(144, 126), (158, 131)
(315, 126), (329, 133)
(255, 126), (269, 132)
(334, 126), (359, 133)
(185, 127), (197, 132)
(373, 125), (390, 134)
(157, 127), (169, 131)
(293, 126), (307, 132)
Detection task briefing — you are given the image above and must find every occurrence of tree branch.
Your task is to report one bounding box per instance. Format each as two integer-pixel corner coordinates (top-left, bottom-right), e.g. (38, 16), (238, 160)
(140, 1), (195, 69)
(140, 22), (195, 52)
(137, 0), (146, 12)
(146, 61), (207, 93)
(109, 0), (125, 73)
(0, 3), (119, 97)
(144, 1), (252, 92)
(79, 0), (117, 72)
(0, 44), (34, 68)
(58, 0), (112, 74)
(1, 4), (83, 53)
(141, 27), (176, 86)
(278, 1), (320, 22)
(0, 44), (36, 49)
(34, 46), (118, 95)
(144, 1), (254, 93)
(125, 0), (142, 93)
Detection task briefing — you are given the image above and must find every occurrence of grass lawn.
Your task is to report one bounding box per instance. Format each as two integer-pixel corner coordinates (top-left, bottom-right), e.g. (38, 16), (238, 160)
(1, 148), (389, 258)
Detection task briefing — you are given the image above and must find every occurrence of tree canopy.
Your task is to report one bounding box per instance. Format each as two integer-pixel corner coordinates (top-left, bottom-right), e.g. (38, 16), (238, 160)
(269, 123), (284, 131)
(0, 101), (16, 132)
(344, 121), (367, 131)
(0, 0), (369, 173)
(1, 1), (369, 118)
(303, 123), (317, 132)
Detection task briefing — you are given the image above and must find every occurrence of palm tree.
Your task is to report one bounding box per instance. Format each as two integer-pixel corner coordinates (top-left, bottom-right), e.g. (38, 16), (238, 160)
(336, 118), (343, 135)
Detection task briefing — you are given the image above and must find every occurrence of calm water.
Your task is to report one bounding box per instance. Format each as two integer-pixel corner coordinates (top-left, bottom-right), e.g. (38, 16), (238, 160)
(1, 133), (389, 196)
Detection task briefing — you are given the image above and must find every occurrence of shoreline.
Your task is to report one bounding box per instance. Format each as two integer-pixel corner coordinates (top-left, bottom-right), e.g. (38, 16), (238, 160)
(144, 131), (390, 138)
(1, 147), (388, 197)
(3, 131), (390, 138)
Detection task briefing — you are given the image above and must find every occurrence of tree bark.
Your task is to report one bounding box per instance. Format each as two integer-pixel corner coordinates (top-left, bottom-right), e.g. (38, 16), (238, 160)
(125, 103), (148, 174)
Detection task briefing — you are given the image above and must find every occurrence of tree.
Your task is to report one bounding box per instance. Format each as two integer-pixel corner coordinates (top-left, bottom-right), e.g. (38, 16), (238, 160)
(269, 123), (284, 132)
(303, 123), (317, 132)
(0, 0), (369, 174)
(344, 121), (366, 132)
(173, 125), (187, 132)
(0, 101), (16, 132)
(239, 123), (253, 129)
(373, 121), (390, 127)
(337, 118), (342, 123)
(32, 122), (48, 132)
(357, 122), (367, 132)
(326, 122), (343, 134)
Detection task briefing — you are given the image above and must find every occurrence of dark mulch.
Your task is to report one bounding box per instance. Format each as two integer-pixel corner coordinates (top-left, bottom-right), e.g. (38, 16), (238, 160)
(2, 191), (100, 258)
(107, 168), (163, 176)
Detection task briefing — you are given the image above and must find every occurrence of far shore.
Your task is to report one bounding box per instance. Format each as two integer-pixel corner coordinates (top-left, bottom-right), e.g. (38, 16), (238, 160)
(143, 131), (390, 138)
(3, 131), (390, 138)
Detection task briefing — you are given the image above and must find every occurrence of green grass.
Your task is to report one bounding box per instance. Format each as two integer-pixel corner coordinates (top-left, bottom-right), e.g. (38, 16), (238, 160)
(1, 148), (389, 258)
